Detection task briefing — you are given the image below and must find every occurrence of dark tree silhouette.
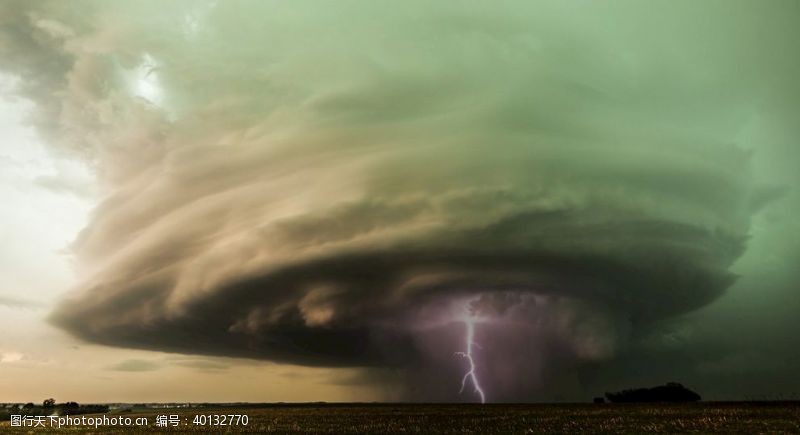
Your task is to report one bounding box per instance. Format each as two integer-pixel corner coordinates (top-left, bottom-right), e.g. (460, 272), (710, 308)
(605, 382), (701, 403)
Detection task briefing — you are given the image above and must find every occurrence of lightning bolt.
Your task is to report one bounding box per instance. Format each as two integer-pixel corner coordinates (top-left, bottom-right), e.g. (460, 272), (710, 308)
(455, 317), (486, 403)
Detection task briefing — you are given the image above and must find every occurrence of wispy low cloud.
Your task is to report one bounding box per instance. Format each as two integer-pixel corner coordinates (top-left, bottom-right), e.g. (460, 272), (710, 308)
(107, 359), (161, 372)
(169, 357), (229, 372)
(0, 294), (44, 309)
(0, 351), (24, 363)
(107, 356), (231, 373)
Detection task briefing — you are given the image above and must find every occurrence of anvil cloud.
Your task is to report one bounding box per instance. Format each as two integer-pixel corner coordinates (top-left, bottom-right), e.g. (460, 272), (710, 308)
(2, 0), (796, 401)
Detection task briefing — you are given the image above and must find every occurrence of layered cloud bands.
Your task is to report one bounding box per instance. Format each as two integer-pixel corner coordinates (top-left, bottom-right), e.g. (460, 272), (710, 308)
(1, 0), (782, 399)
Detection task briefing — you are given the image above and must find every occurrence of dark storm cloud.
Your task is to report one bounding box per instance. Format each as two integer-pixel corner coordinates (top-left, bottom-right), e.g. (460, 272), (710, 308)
(2, 0), (797, 400)
(50, 214), (746, 367)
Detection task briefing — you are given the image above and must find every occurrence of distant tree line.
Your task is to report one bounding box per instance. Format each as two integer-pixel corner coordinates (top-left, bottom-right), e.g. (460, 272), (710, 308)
(605, 382), (701, 403)
(0, 399), (109, 421)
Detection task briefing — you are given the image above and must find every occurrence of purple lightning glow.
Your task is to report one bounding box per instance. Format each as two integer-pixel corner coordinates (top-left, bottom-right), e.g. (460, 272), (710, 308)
(455, 316), (486, 403)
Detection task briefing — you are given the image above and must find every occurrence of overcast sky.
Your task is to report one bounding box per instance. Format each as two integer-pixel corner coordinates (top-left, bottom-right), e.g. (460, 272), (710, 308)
(1, 0), (798, 403)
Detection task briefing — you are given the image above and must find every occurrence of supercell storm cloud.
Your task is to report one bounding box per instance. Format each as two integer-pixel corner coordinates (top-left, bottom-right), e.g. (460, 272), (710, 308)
(1, 1), (781, 401)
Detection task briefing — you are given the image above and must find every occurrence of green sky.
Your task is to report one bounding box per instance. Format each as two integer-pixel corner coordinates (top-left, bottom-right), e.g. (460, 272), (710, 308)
(0, 0), (798, 402)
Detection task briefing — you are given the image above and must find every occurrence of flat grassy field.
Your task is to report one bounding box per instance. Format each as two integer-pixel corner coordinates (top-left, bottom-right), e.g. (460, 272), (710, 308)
(2, 402), (799, 433)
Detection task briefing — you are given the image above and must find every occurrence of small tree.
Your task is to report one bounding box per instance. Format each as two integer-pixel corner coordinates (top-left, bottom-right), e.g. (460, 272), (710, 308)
(43, 398), (55, 408)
